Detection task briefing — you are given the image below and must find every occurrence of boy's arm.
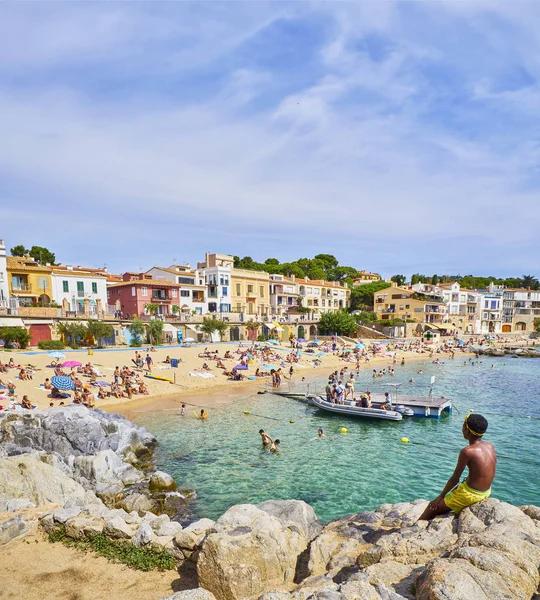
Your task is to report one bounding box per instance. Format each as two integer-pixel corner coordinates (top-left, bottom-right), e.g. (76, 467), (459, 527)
(429, 448), (469, 506)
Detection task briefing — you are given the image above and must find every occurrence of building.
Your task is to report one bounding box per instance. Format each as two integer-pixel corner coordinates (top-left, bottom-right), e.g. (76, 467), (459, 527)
(0, 240), (8, 309)
(6, 256), (53, 306)
(146, 265), (207, 315)
(502, 289), (540, 332)
(107, 273), (183, 318)
(353, 271), (381, 285)
(297, 277), (350, 316)
(197, 253), (233, 315)
(480, 293), (502, 334)
(269, 274), (300, 317)
(231, 268), (270, 317)
(374, 285), (447, 324)
(50, 265), (108, 317)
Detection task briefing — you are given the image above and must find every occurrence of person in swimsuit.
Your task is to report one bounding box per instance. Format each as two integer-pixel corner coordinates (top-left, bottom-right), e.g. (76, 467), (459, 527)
(259, 429), (272, 446)
(419, 413), (496, 520)
(270, 439), (280, 452)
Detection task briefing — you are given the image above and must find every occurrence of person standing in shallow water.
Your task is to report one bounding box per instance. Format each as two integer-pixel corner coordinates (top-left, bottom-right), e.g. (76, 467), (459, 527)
(419, 413), (496, 520)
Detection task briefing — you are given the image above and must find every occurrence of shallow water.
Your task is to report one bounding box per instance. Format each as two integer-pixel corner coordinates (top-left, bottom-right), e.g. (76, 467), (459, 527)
(137, 355), (540, 522)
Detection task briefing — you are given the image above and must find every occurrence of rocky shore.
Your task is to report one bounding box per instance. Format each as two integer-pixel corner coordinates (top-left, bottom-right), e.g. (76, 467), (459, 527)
(1, 406), (539, 600)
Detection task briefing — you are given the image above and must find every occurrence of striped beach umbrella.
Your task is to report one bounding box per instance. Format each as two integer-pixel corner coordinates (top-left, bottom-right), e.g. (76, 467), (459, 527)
(51, 376), (75, 391)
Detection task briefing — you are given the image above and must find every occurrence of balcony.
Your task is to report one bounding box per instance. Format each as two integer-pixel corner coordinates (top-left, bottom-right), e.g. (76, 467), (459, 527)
(11, 282), (32, 293)
(151, 293), (171, 301)
(192, 298), (205, 303)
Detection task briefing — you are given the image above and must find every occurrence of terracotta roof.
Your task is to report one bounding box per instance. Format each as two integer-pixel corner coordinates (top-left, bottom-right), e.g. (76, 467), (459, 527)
(438, 282), (457, 287)
(6, 256), (52, 272)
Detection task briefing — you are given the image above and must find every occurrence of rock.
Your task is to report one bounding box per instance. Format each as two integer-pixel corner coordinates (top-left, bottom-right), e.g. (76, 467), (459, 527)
(257, 500), (323, 539)
(150, 470), (176, 492)
(83, 521), (104, 538)
(198, 501), (319, 600)
(148, 513), (171, 532)
(103, 516), (133, 539)
(0, 406), (155, 462)
(118, 492), (154, 514)
(152, 535), (174, 550)
(521, 505), (540, 521)
(40, 513), (56, 533)
(65, 516), (94, 540)
(53, 506), (82, 523)
(154, 520), (183, 537)
(95, 483), (125, 506)
(0, 453), (87, 507)
(5, 498), (36, 512)
(159, 590), (217, 600)
(72, 449), (144, 488)
(132, 521), (154, 547)
(0, 515), (29, 545)
(174, 518), (215, 551)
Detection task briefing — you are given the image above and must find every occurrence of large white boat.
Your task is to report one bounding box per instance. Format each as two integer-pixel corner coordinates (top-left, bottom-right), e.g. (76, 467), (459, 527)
(310, 395), (403, 421)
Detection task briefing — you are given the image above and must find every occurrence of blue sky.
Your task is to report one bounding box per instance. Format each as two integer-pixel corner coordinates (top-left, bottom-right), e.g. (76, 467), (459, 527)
(1, 1), (539, 278)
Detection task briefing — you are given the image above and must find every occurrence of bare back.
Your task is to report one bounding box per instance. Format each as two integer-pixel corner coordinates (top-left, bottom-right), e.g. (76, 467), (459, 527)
(462, 440), (497, 491)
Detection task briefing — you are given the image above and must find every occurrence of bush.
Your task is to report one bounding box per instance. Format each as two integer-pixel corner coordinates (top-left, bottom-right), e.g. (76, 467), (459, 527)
(68, 342), (80, 349)
(0, 326), (32, 349)
(38, 340), (65, 350)
(257, 334), (266, 341)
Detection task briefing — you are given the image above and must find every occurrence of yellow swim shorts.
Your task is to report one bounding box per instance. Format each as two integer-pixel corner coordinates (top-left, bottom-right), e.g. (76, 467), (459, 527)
(444, 481), (491, 514)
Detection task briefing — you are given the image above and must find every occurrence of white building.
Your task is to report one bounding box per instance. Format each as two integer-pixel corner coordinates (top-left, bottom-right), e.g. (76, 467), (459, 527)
(196, 253), (233, 314)
(0, 239), (8, 308)
(269, 274), (300, 317)
(480, 293), (503, 334)
(50, 266), (108, 316)
(145, 265), (207, 315)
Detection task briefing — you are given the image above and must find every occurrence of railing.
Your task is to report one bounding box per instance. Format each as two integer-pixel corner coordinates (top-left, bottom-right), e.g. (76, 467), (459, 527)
(152, 294), (170, 301)
(192, 298), (205, 303)
(12, 283), (32, 292)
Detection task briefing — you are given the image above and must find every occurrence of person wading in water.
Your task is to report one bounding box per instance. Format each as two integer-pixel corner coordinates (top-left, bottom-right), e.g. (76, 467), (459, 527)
(419, 413), (496, 520)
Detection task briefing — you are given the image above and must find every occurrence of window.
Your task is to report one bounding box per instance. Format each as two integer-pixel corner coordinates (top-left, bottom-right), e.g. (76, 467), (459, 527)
(260, 286), (264, 298)
(491, 301), (497, 310)
(63, 280), (69, 293)
(236, 302), (242, 312)
(77, 281), (84, 297)
(38, 276), (49, 290)
(222, 286), (228, 296)
(141, 286), (148, 297)
(92, 282), (98, 294)
(171, 289), (177, 298)
(132, 287), (136, 296)
(180, 290), (190, 297)
(405, 304), (410, 309)
(178, 277), (195, 284)
(247, 284), (254, 294)
(236, 283), (241, 296)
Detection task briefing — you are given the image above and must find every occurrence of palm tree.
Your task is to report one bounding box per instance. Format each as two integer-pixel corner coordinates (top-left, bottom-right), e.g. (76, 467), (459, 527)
(521, 275), (539, 290)
(144, 303), (159, 316)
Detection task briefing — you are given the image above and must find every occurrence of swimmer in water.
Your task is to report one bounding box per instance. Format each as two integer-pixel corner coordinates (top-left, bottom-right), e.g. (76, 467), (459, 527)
(270, 439), (280, 452)
(181, 404), (186, 415)
(259, 429), (272, 446)
(199, 409), (208, 420)
(318, 428), (324, 438)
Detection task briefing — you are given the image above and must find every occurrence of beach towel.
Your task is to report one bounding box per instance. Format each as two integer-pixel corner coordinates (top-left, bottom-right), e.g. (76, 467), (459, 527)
(188, 372), (216, 379)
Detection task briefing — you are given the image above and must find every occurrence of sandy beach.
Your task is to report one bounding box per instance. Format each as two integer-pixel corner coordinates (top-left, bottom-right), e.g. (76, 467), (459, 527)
(0, 341), (460, 416)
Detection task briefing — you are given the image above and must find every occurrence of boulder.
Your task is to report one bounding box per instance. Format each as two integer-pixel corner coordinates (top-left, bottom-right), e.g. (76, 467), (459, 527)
(0, 453), (87, 507)
(174, 518), (215, 552)
(65, 516), (94, 540)
(150, 470), (177, 492)
(0, 515), (29, 545)
(154, 520), (183, 537)
(132, 521), (154, 547)
(103, 516), (133, 539)
(159, 590), (217, 600)
(198, 501), (320, 600)
(117, 492), (154, 514)
(52, 506), (82, 523)
(71, 449), (144, 488)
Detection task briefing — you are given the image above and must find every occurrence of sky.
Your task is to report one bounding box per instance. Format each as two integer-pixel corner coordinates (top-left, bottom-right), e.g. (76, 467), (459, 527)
(1, 1), (540, 279)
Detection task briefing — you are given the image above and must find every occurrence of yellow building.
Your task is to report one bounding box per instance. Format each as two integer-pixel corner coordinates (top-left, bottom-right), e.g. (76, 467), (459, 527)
(353, 271), (381, 285)
(231, 268), (270, 317)
(373, 285), (446, 324)
(7, 256), (53, 306)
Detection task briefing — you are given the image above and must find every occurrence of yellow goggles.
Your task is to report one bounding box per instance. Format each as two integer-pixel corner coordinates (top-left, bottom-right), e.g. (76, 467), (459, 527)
(464, 414), (484, 437)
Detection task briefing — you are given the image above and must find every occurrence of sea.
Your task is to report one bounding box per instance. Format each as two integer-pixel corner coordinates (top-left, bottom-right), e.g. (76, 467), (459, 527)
(136, 354), (540, 523)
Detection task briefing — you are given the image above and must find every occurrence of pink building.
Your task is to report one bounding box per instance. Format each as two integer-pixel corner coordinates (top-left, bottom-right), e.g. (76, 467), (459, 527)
(107, 273), (183, 317)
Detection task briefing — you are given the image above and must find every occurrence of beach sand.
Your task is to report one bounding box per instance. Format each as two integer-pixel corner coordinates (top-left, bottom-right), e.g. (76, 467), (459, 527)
(0, 341), (463, 416)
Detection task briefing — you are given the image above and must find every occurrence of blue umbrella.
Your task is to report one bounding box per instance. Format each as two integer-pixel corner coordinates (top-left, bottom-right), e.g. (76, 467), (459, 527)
(48, 351), (66, 359)
(355, 344), (365, 349)
(268, 339), (279, 344)
(51, 376), (75, 391)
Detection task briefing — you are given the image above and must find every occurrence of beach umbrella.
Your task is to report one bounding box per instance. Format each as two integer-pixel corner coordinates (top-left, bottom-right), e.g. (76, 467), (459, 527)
(297, 338), (306, 343)
(355, 343), (365, 349)
(51, 376), (75, 391)
(184, 337), (196, 342)
(62, 360), (82, 368)
(267, 339), (279, 344)
(48, 351), (66, 359)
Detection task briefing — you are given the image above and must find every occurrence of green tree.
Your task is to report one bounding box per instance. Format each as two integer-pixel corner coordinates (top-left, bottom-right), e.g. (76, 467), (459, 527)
(10, 245), (29, 257)
(86, 321), (113, 346)
(534, 318), (540, 333)
(391, 274), (406, 286)
(0, 326), (32, 348)
(318, 310), (358, 336)
(29, 245), (57, 265)
(200, 317), (219, 340)
(128, 318), (145, 347)
(264, 258), (280, 266)
(246, 320), (259, 333)
(171, 305), (180, 316)
(147, 320), (164, 345)
(350, 281), (391, 311)
(431, 274), (439, 285)
(144, 303), (159, 316)
(521, 275), (539, 290)
(355, 311), (378, 323)
(214, 320), (229, 341)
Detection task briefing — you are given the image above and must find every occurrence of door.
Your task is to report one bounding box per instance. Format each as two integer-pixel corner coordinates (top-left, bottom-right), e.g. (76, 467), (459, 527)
(230, 326), (240, 341)
(297, 325), (305, 339)
(29, 324), (52, 346)
(502, 324), (511, 333)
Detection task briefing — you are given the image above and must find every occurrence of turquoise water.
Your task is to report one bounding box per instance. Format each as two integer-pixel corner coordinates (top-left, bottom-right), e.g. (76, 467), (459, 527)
(137, 356), (540, 522)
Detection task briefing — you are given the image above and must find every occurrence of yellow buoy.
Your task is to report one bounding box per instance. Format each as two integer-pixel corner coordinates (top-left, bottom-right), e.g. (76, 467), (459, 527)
(401, 437), (409, 444)
(340, 427), (348, 434)
(289, 420), (295, 423)
(243, 411), (249, 415)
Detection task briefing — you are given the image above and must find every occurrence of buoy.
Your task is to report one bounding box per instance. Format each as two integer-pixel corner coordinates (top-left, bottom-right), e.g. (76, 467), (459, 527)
(243, 411), (249, 415)
(289, 420), (295, 423)
(401, 437), (409, 444)
(340, 427), (348, 434)
(526, 416), (531, 419)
